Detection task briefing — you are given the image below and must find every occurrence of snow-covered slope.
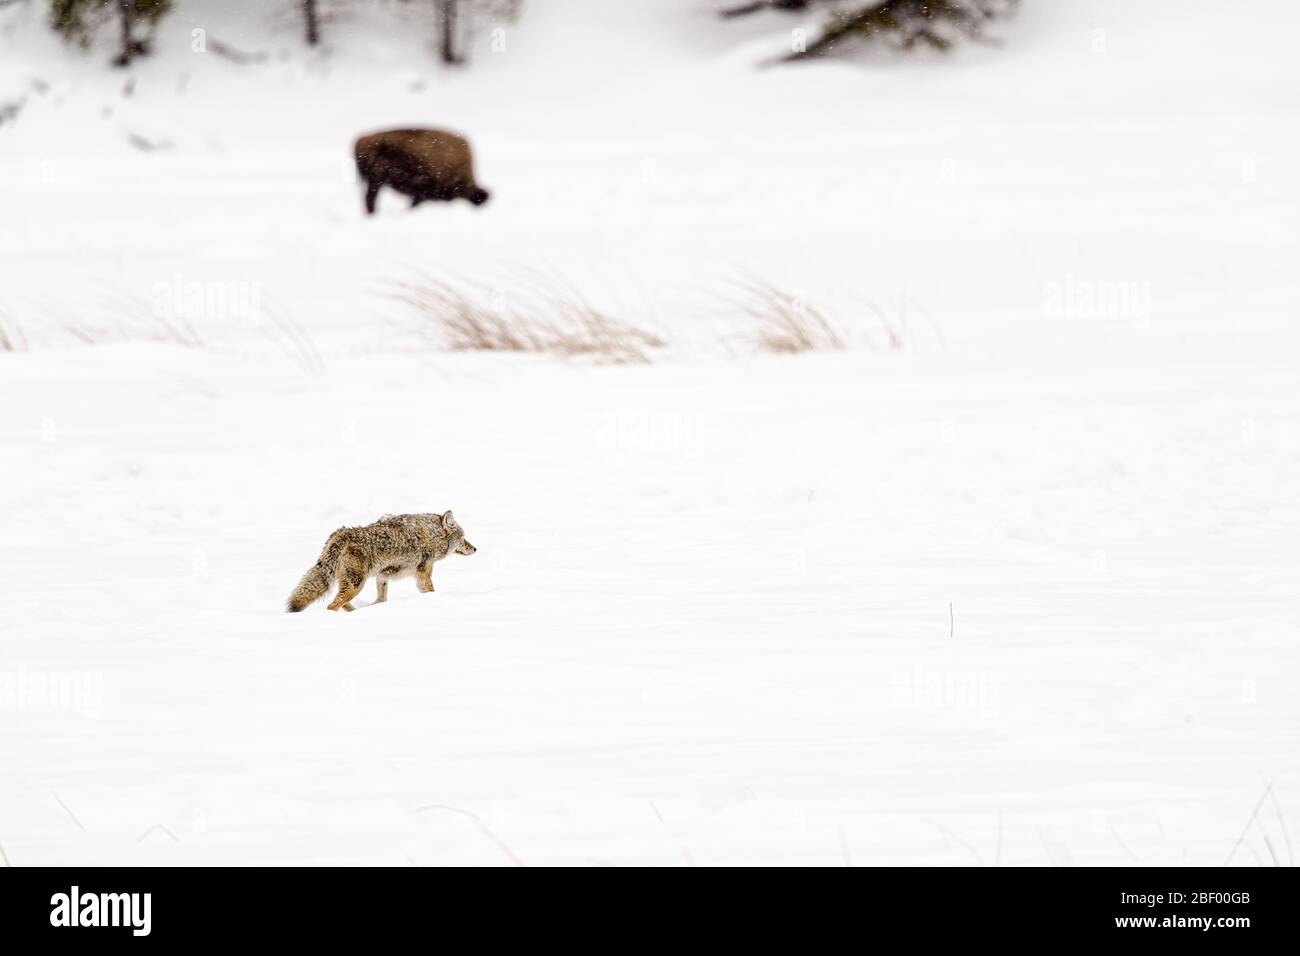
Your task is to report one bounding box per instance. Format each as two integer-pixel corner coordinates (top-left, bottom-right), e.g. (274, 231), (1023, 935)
(0, 0), (1296, 865)
(2, 0), (1295, 350)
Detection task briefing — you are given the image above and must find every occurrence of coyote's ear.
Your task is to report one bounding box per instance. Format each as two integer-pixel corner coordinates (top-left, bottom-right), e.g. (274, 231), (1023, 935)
(442, 510), (455, 525)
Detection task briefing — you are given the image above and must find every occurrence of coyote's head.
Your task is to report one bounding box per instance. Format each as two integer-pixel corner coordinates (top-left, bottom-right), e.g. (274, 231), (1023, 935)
(441, 510), (477, 556)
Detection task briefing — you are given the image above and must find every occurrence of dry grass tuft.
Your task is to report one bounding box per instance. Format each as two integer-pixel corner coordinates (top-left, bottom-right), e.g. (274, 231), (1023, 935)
(258, 300), (324, 374)
(858, 296), (946, 352)
(725, 277), (945, 354)
(389, 270), (665, 363)
(63, 293), (205, 349)
(727, 276), (844, 353)
(0, 309), (28, 352)
(0, 294), (326, 372)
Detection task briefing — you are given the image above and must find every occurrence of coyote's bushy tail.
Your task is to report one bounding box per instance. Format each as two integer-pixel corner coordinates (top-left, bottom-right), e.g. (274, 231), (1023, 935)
(286, 530), (347, 612)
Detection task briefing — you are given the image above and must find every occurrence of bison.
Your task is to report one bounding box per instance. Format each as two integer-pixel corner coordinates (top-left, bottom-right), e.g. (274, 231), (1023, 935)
(353, 128), (490, 214)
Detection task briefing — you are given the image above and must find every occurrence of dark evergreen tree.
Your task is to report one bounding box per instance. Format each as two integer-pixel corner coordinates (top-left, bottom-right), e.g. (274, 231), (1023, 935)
(438, 0), (461, 64)
(303, 0), (320, 47)
(431, 0), (522, 66)
(49, 0), (172, 66)
(721, 0), (1018, 62)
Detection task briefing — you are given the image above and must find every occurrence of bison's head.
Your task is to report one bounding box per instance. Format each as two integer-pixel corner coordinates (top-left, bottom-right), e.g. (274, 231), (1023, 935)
(469, 187), (491, 206)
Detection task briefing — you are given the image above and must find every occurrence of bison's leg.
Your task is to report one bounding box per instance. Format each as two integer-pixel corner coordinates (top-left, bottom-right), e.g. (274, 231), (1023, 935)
(410, 195), (424, 208)
(364, 179), (381, 215)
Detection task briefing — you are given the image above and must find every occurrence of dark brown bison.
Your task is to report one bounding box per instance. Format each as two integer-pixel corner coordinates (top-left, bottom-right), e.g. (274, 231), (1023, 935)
(353, 128), (490, 214)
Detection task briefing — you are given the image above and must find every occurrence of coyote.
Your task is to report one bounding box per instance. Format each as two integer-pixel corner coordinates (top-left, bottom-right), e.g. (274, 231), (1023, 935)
(287, 511), (476, 613)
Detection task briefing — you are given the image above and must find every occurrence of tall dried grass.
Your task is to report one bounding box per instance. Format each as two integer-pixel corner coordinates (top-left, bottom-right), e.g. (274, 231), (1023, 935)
(726, 276), (844, 353)
(389, 270), (665, 363)
(724, 276), (943, 354)
(0, 309), (28, 352)
(62, 293), (205, 349)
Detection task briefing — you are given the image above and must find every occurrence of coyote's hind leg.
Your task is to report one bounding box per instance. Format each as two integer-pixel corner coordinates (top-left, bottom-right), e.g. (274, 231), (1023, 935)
(375, 579), (388, 604)
(328, 548), (367, 611)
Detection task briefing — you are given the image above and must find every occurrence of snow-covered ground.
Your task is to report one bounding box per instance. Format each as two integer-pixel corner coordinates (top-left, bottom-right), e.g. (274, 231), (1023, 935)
(0, 0), (1297, 865)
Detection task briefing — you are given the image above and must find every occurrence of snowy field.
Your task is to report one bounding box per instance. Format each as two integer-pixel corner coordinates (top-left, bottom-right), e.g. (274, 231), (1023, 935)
(0, 0), (1297, 865)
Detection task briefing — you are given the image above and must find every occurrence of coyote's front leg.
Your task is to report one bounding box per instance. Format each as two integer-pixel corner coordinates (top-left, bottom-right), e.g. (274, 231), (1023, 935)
(415, 555), (435, 593)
